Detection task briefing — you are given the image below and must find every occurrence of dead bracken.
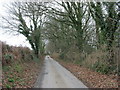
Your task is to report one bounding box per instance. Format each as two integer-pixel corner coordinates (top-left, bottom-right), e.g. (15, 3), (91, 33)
(59, 61), (118, 88)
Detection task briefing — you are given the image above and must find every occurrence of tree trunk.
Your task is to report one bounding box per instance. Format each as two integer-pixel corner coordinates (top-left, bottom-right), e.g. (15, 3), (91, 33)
(34, 49), (39, 58)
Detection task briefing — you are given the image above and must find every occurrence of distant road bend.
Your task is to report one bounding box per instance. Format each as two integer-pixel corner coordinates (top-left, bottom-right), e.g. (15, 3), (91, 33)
(34, 56), (88, 88)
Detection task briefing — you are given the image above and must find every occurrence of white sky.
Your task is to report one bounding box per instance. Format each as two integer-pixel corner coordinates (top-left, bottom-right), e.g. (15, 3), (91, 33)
(0, 0), (31, 48)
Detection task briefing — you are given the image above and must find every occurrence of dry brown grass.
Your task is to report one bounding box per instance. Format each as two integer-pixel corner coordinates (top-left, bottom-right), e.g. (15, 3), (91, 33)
(82, 49), (108, 68)
(51, 52), (59, 59)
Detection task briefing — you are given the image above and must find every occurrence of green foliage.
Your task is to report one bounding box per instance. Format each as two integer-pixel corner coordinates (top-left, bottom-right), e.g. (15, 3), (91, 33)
(73, 56), (84, 65)
(3, 66), (10, 72)
(59, 53), (65, 59)
(8, 78), (15, 82)
(4, 54), (13, 61)
(33, 56), (40, 63)
(6, 84), (11, 88)
(14, 64), (23, 73)
(74, 60), (81, 65)
(91, 61), (110, 74)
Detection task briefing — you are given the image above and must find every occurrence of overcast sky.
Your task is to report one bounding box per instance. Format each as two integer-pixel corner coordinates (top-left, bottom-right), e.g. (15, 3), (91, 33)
(0, 0), (31, 48)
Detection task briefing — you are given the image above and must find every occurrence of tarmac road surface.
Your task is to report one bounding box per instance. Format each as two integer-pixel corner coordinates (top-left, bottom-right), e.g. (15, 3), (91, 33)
(34, 56), (88, 88)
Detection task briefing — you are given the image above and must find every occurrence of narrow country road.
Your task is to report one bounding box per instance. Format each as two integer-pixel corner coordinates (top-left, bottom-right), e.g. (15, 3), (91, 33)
(34, 56), (88, 88)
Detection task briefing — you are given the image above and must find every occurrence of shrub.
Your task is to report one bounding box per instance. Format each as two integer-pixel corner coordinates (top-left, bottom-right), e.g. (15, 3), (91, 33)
(4, 54), (13, 60)
(3, 54), (14, 64)
(3, 66), (10, 72)
(14, 64), (23, 73)
(82, 47), (118, 74)
(6, 84), (11, 88)
(59, 53), (65, 59)
(2, 41), (36, 65)
(8, 78), (15, 82)
(91, 60), (110, 74)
